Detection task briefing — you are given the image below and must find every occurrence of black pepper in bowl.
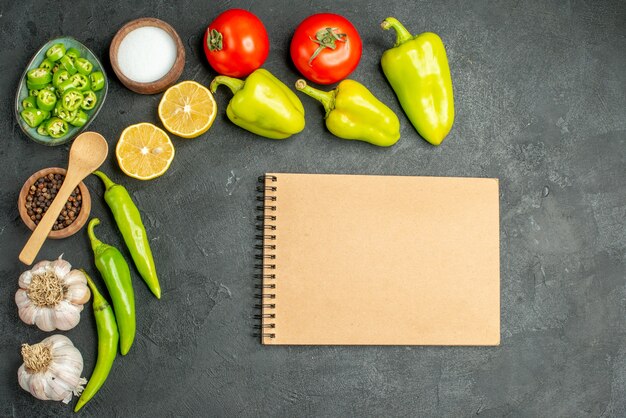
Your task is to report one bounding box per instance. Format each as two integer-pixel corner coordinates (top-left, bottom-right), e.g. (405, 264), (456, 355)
(25, 173), (82, 231)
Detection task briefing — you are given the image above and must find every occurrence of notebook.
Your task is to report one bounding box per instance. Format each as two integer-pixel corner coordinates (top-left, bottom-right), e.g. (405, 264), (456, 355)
(255, 173), (500, 346)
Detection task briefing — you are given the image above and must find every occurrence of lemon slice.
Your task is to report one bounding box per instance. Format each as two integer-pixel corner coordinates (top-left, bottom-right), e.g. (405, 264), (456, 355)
(116, 123), (175, 180)
(158, 80), (217, 138)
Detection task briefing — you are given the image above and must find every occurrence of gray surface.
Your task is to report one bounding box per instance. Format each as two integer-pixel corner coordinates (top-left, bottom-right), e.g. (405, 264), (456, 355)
(1, 0), (625, 416)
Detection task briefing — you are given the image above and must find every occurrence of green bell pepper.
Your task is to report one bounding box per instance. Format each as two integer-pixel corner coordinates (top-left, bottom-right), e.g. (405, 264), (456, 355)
(210, 69), (305, 139)
(295, 79), (401, 147)
(380, 17), (455, 146)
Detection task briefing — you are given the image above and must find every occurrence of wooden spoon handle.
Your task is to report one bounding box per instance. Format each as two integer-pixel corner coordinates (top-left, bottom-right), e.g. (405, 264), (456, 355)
(19, 178), (79, 265)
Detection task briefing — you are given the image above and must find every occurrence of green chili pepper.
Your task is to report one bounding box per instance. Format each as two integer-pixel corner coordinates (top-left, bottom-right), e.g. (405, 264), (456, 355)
(36, 89), (57, 112)
(81, 90), (97, 110)
(46, 43), (66, 62)
(296, 79), (401, 147)
(37, 122), (49, 136)
(66, 47), (81, 61)
(90, 71), (105, 92)
(75, 57), (93, 75)
(59, 54), (77, 75)
(74, 270), (119, 413)
(69, 73), (90, 91)
(57, 79), (77, 96)
(53, 69), (70, 88)
(88, 218), (136, 355)
(57, 107), (77, 123)
(39, 58), (54, 71)
(46, 117), (68, 138)
(28, 89), (40, 97)
(210, 69), (305, 139)
(20, 108), (46, 128)
(26, 80), (48, 91)
(62, 88), (83, 111)
(27, 67), (52, 85)
(70, 110), (89, 127)
(41, 109), (51, 120)
(380, 17), (455, 146)
(22, 96), (37, 109)
(93, 171), (161, 299)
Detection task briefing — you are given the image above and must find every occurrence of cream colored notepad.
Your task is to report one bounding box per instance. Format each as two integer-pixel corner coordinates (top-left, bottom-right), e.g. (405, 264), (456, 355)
(256, 173), (500, 345)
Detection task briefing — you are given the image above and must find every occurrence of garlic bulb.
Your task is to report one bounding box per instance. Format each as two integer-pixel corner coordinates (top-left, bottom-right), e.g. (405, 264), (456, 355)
(18, 334), (87, 403)
(15, 256), (91, 331)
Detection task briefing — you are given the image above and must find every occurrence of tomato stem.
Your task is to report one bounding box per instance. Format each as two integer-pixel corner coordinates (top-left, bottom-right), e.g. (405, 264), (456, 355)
(207, 29), (223, 51)
(308, 27), (347, 65)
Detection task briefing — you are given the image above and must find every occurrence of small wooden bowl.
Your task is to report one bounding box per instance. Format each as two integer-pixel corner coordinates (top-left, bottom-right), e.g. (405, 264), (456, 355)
(18, 167), (91, 239)
(110, 18), (185, 94)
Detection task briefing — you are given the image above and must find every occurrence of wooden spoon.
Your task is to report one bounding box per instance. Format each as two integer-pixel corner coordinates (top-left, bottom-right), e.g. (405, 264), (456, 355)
(19, 132), (108, 265)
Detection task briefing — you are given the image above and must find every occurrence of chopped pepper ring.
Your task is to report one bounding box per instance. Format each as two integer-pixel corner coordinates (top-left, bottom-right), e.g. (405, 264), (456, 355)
(81, 91), (97, 110)
(46, 117), (69, 138)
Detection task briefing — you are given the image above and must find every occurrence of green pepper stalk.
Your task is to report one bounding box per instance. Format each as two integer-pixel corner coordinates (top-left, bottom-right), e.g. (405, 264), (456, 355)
(380, 17), (455, 146)
(92, 171), (161, 299)
(295, 79), (401, 147)
(87, 218), (136, 355)
(74, 270), (119, 412)
(210, 69), (305, 139)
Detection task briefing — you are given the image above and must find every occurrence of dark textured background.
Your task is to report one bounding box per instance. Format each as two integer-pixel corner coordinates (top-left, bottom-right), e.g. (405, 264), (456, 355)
(1, 0), (625, 416)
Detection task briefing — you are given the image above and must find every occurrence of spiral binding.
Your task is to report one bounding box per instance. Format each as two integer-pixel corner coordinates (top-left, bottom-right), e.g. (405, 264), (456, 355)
(254, 175), (278, 339)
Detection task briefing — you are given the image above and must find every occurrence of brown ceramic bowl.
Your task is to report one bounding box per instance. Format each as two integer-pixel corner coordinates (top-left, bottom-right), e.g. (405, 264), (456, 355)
(18, 167), (91, 239)
(109, 18), (185, 94)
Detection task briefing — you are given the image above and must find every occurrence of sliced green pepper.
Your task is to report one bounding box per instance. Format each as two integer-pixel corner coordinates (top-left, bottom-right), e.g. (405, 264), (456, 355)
(27, 68), (52, 85)
(74, 271), (119, 412)
(90, 71), (105, 92)
(39, 59), (54, 71)
(41, 110), (51, 120)
(66, 47), (81, 61)
(36, 89), (57, 112)
(81, 90), (97, 110)
(70, 73), (90, 91)
(75, 58), (93, 75)
(57, 79), (77, 96)
(37, 122), (49, 136)
(29, 89), (41, 97)
(26, 80), (48, 91)
(70, 110), (89, 127)
(59, 55), (77, 75)
(20, 108), (46, 128)
(52, 62), (60, 73)
(53, 69), (70, 88)
(57, 107), (77, 123)
(22, 96), (37, 109)
(46, 117), (68, 138)
(62, 88), (83, 111)
(88, 218), (136, 355)
(46, 43), (66, 62)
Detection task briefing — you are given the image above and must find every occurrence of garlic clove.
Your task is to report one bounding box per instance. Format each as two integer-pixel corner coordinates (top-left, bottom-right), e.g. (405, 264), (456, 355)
(52, 301), (82, 331)
(63, 269), (87, 286)
(51, 256), (72, 279)
(30, 260), (49, 276)
(66, 282), (91, 305)
(34, 308), (56, 332)
(18, 270), (33, 288)
(27, 372), (50, 401)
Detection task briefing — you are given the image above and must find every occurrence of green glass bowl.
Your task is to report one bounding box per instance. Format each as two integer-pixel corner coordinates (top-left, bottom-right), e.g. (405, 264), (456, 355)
(15, 36), (108, 146)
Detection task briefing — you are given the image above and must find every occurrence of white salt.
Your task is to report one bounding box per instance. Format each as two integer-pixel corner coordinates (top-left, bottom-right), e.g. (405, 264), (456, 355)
(117, 26), (177, 83)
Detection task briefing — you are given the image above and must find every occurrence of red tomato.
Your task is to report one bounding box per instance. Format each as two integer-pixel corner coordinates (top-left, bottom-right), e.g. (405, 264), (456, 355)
(203, 9), (270, 77)
(290, 13), (362, 85)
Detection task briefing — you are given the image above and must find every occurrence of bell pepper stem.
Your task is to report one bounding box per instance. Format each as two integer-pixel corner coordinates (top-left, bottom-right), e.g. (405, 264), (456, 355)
(295, 79), (336, 117)
(87, 218), (105, 253)
(381, 17), (414, 46)
(92, 170), (116, 191)
(210, 75), (245, 95)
